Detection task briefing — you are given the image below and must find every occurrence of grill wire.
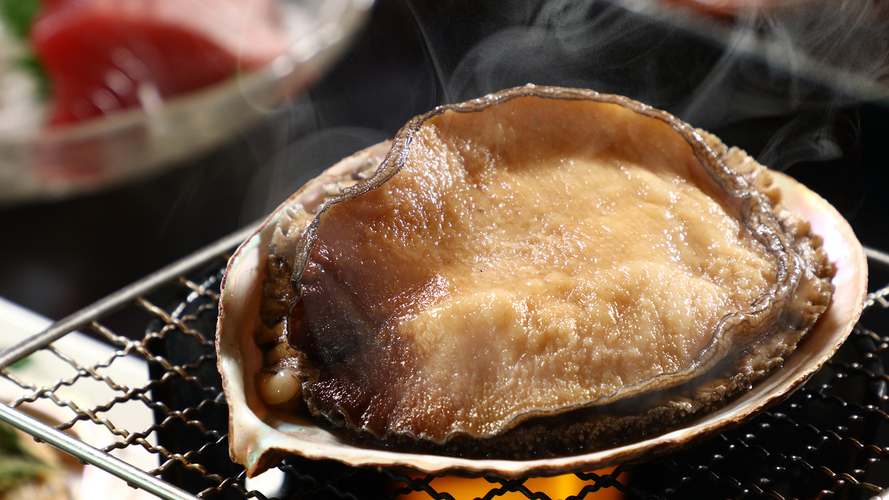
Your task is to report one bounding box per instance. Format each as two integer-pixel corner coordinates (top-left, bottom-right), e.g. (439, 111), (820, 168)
(1, 241), (887, 500)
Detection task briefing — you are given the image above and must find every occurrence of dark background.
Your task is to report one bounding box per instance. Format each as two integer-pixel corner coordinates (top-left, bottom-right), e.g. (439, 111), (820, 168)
(0, 0), (886, 326)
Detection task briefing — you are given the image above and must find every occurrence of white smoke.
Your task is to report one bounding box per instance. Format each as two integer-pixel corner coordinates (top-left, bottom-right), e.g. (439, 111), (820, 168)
(408, 0), (887, 171)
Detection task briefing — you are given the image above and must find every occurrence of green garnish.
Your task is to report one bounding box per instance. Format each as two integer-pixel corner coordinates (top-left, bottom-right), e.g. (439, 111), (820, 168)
(18, 53), (48, 99)
(0, 0), (40, 40)
(0, 420), (29, 455)
(0, 347), (32, 370)
(0, 456), (53, 491)
(0, 421), (55, 492)
(0, 0), (49, 100)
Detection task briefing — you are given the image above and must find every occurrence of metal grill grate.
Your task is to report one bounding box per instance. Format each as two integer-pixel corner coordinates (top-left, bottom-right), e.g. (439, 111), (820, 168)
(1, 227), (887, 500)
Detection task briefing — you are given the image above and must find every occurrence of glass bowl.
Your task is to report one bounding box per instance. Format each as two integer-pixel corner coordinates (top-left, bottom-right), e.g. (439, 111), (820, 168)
(0, 0), (373, 205)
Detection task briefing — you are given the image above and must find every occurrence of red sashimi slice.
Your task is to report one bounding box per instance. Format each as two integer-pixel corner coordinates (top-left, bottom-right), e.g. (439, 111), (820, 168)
(658, 0), (813, 16)
(31, 0), (289, 126)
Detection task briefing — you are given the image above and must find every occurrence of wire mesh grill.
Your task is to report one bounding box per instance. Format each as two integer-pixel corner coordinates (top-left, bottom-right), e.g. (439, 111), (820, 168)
(1, 233), (888, 500)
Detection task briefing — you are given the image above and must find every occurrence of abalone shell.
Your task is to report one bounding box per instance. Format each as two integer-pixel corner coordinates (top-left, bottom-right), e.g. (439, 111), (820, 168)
(217, 86), (864, 477)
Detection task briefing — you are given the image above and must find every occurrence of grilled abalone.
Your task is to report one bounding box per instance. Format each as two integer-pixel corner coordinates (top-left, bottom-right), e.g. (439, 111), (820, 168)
(217, 86), (866, 477)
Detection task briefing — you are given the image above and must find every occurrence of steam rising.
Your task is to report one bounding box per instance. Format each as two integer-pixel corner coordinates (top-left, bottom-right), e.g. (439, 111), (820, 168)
(241, 119), (389, 221)
(247, 0), (885, 220)
(412, 0), (887, 172)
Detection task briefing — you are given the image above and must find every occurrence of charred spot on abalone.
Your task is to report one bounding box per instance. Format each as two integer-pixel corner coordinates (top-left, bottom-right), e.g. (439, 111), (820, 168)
(255, 86), (834, 458)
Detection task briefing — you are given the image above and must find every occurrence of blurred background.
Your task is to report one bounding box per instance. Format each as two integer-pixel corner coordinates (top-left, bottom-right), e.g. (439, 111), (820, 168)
(0, 0), (886, 329)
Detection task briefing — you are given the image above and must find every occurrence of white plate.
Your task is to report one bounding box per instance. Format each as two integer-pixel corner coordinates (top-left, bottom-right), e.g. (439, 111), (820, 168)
(0, 296), (156, 499)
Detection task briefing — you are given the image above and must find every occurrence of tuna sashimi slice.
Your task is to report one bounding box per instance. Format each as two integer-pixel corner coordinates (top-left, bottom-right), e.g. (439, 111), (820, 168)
(32, 0), (289, 125)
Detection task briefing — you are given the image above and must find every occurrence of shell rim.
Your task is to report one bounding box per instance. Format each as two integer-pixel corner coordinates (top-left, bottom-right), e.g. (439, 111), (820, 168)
(216, 140), (867, 480)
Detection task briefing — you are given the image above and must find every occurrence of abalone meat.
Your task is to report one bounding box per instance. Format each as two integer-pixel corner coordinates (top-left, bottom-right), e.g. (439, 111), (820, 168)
(216, 85), (866, 477)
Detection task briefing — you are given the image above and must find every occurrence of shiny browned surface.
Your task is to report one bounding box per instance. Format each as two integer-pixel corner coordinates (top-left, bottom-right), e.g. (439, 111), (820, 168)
(294, 95), (782, 442)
